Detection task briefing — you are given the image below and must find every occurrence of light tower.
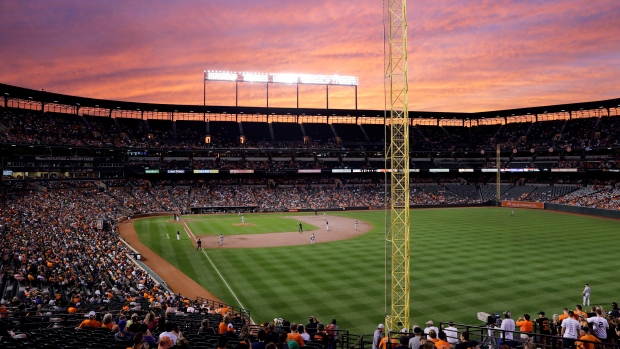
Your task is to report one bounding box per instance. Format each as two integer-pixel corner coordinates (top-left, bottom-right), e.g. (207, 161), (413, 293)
(386, 0), (410, 332)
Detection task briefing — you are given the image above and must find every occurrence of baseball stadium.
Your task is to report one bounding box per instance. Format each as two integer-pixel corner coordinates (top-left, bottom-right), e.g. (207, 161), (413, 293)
(1, 1), (620, 349)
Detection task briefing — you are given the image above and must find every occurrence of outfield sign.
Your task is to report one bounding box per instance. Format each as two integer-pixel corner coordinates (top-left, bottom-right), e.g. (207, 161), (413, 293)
(501, 200), (544, 209)
(429, 169), (449, 173)
(459, 169), (474, 173)
(144, 169), (159, 174)
(298, 169), (321, 173)
(551, 168), (578, 172)
(230, 169), (254, 174)
(2, 170), (13, 176)
(501, 168), (540, 172)
(167, 170), (185, 174)
(193, 169), (220, 174)
(332, 169), (351, 173)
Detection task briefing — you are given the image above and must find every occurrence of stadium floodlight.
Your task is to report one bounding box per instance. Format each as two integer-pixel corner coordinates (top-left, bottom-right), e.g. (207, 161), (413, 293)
(243, 73), (269, 83)
(205, 70), (358, 86)
(206, 70), (238, 81)
(272, 73), (299, 84)
(204, 70), (359, 109)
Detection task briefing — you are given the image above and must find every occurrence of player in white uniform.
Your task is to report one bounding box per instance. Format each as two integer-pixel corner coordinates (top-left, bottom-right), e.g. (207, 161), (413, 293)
(310, 233), (315, 245)
(355, 220), (358, 230)
(241, 215), (245, 224)
(219, 234), (224, 246)
(582, 283), (591, 306)
(325, 221), (329, 231)
(176, 231), (180, 240)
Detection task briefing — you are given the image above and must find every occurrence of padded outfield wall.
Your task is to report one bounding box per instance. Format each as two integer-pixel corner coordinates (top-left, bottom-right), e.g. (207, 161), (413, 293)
(503, 200), (620, 219)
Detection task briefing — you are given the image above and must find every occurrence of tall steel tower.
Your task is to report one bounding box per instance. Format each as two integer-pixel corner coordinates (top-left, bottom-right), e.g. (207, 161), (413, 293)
(386, 0), (410, 333)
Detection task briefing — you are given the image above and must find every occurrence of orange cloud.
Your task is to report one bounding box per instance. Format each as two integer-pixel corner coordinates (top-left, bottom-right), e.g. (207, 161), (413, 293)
(0, 0), (618, 112)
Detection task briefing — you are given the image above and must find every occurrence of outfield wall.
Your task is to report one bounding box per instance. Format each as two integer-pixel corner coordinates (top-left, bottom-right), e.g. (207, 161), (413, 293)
(544, 203), (620, 219)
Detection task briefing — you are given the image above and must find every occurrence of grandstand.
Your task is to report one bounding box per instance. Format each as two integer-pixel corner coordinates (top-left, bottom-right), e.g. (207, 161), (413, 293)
(1, 84), (620, 348)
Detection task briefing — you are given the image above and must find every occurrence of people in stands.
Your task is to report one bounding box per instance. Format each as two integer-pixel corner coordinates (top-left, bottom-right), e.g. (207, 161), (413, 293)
(115, 319), (133, 342)
(220, 314), (231, 334)
(306, 315), (319, 336)
(424, 321), (439, 340)
(435, 331), (451, 349)
(159, 322), (178, 345)
(500, 311), (516, 347)
(395, 335), (410, 349)
(535, 311), (551, 348)
(199, 318), (216, 335)
(101, 313), (118, 331)
(287, 322), (305, 347)
(129, 331), (145, 349)
(561, 310), (581, 349)
(253, 329), (267, 349)
(454, 332), (469, 349)
(409, 326), (424, 349)
(78, 311), (101, 329)
(575, 327), (600, 349)
(516, 314), (533, 343)
(443, 322), (458, 348)
(374, 324), (385, 349)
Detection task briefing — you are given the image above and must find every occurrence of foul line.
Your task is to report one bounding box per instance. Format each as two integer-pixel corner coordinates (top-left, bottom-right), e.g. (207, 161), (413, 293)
(181, 221), (254, 324)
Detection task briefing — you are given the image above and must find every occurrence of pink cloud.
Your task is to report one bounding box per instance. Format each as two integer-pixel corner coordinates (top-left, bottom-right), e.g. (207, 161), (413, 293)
(0, 0), (618, 112)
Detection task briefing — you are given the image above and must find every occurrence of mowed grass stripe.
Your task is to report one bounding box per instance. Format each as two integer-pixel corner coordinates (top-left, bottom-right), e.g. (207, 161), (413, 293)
(136, 208), (620, 334)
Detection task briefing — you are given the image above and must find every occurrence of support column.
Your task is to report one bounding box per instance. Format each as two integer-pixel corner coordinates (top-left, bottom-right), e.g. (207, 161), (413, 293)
(326, 85), (329, 109)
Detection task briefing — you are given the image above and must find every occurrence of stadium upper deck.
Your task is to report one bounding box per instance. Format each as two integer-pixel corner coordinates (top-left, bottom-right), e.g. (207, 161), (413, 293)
(1, 83), (620, 183)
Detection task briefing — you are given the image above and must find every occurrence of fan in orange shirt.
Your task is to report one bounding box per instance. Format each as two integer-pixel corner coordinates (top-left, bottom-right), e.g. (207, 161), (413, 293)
(379, 335), (399, 349)
(435, 331), (451, 349)
(219, 314), (230, 334)
(428, 330), (439, 344)
(78, 311), (101, 329)
(287, 323), (305, 347)
(575, 327), (600, 349)
(515, 314), (533, 343)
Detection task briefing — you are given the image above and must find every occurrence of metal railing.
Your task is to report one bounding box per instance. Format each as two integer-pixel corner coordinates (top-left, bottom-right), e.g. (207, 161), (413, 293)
(439, 322), (619, 349)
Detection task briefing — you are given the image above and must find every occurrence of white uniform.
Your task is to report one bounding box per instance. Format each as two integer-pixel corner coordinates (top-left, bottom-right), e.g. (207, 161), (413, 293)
(326, 221), (329, 231)
(219, 234), (223, 246)
(355, 221), (358, 230)
(310, 233), (315, 245)
(241, 216), (245, 224)
(176, 231), (180, 240)
(583, 284), (591, 306)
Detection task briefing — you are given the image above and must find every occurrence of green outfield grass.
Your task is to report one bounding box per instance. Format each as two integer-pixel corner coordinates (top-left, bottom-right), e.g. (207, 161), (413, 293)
(134, 208), (620, 335)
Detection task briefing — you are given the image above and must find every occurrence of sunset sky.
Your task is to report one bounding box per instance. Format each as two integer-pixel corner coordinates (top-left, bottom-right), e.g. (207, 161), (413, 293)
(1, 0), (619, 112)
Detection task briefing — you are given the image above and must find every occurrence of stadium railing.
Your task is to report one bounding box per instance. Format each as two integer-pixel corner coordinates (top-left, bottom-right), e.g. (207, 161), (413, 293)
(440, 322), (619, 349)
(194, 296), (251, 325)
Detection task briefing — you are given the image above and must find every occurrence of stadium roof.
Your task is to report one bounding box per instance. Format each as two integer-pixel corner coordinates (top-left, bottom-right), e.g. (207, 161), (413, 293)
(1, 83), (619, 120)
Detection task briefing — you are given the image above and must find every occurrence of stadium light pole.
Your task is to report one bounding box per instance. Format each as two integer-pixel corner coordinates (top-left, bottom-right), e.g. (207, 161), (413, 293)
(204, 71), (358, 110)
